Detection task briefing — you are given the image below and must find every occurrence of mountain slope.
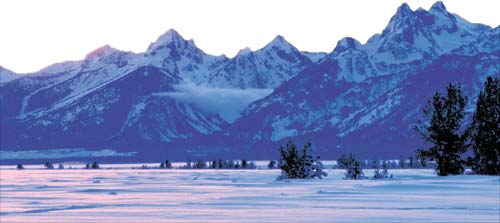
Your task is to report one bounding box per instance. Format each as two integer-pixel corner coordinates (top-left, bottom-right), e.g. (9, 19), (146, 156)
(206, 35), (314, 89)
(1, 66), (226, 150)
(1, 1), (498, 160)
(229, 51), (499, 158)
(0, 66), (21, 83)
(226, 2), (499, 158)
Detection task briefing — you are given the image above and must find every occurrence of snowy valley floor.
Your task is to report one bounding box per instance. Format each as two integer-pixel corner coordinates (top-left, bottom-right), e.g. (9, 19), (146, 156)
(0, 166), (499, 222)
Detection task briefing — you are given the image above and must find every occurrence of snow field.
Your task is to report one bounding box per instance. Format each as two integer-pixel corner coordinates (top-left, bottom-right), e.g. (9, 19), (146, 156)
(0, 167), (498, 222)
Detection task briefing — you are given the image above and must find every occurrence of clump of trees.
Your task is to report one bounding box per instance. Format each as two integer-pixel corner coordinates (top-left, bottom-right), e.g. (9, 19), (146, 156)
(337, 153), (365, 180)
(180, 159), (257, 169)
(159, 160), (172, 169)
(277, 139), (327, 179)
(268, 160), (277, 169)
(416, 83), (468, 176)
(86, 162), (100, 169)
(469, 77), (500, 175)
(44, 162), (54, 169)
(373, 160), (392, 179)
(416, 77), (500, 176)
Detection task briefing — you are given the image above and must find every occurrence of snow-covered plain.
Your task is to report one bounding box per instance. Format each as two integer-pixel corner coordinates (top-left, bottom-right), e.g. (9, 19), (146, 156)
(1, 165), (499, 223)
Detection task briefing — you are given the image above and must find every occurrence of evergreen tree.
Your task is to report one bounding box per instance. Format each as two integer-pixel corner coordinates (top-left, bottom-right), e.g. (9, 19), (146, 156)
(195, 159), (206, 169)
(91, 162), (99, 169)
(345, 160), (365, 180)
(211, 160), (217, 169)
(165, 160), (172, 169)
(469, 76), (500, 175)
(382, 161), (392, 178)
(373, 160), (382, 179)
(337, 153), (355, 169)
(268, 160), (276, 169)
(278, 139), (301, 178)
(241, 159), (248, 169)
(339, 153), (365, 179)
(416, 83), (468, 176)
(277, 139), (327, 179)
(16, 164), (24, 170)
(218, 159), (223, 169)
(247, 161), (257, 169)
(44, 162), (54, 169)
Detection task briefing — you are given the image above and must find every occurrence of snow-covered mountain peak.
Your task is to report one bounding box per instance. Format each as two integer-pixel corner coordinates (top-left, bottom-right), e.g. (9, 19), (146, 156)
(262, 35), (295, 52)
(0, 66), (20, 83)
(379, 3), (421, 42)
(395, 3), (414, 17)
(146, 29), (194, 54)
(155, 28), (184, 43)
(333, 37), (362, 53)
(236, 47), (253, 56)
(429, 1), (446, 13)
(85, 45), (119, 59)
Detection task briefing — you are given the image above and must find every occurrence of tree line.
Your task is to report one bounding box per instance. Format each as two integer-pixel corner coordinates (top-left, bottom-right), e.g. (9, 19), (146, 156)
(416, 76), (499, 176)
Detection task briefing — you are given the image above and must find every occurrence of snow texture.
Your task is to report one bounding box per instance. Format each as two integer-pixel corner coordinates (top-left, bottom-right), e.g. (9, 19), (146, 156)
(0, 167), (498, 222)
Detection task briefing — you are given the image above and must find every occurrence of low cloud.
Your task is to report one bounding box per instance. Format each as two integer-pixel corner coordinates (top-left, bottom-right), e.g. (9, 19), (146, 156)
(0, 148), (136, 160)
(156, 84), (273, 122)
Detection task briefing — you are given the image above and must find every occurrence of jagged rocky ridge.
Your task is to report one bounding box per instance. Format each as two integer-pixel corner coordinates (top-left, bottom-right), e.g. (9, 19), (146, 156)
(0, 1), (498, 160)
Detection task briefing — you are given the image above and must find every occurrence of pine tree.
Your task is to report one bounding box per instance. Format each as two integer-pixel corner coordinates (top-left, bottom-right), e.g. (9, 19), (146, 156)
(218, 159), (223, 169)
(469, 76), (500, 175)
(44, 162), (54, 169)
(340, 154), (365, 179)
(416, 83), (468, 176)
(381, 161), (392, 178)
(345, 160), (365, 180)
(373, 160), (383, 179)
(337, 153), (355, 169)
(278, 139), (301, 179)
(195, 159), (206, 169)
(185, 159), (192, 169)
(268, 160), (276, 169)
(247, 161), (257, 169)
(165, 160), (172, 169)
(91, 162), (99, 169)
(241, 159), (248, 169)
(277, 139), (327, 179)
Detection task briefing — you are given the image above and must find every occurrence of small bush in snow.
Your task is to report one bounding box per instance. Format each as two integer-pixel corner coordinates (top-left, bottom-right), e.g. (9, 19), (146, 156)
(44, 162), (54, 169)
(160, 160), (172, 169)
(337, 153), (355, 169)
(194, 159), (207, 169)
(16, 164), (24, 170)
(373, 160), (392, 179)
(277, 139), (327, 180)
(338, 153), (365, 180)
(268, 160), (277, 169)
(86, 162), (99, 169)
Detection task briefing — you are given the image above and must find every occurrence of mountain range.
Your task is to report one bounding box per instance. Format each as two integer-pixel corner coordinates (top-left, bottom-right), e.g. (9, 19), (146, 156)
(1, 1), (498, 162)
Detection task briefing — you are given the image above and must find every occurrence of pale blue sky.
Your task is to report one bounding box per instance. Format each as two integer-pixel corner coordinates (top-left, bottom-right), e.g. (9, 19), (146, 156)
(0, 0), (498, 73)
